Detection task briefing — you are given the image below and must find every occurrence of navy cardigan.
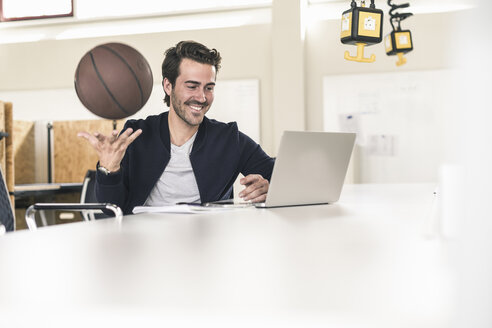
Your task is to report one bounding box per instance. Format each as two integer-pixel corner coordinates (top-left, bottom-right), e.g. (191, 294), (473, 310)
(95, 111), (275, 214)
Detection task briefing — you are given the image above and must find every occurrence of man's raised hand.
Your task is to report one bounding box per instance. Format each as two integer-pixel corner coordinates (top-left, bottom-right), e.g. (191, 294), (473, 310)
(77, 128), (142, 172)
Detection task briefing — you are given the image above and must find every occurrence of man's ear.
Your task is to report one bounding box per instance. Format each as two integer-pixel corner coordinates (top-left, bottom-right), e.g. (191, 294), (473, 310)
(163, 78), (172, 96)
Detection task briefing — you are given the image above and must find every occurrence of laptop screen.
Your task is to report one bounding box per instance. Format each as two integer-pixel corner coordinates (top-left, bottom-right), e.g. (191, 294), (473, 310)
(262, 131), (356, 208)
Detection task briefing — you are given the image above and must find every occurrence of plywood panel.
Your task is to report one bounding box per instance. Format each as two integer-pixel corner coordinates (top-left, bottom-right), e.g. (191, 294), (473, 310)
(13, 120), (35, 184)
(4, 102), (14, 207)
(14, 208), (27, 230)
(53, 120), (124, 183)
(5, 102), (14, 187)
(0, 101), (14, 212)
(0, 102), (5, 178)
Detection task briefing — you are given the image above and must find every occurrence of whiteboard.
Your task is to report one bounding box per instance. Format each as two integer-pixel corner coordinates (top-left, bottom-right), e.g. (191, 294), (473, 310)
(323, 70), (456, 183)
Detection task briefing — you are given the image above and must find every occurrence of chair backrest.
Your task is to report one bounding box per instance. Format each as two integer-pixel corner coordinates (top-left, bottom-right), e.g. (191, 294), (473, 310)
(80, 170), (107, 220)
(0, 166), (15, 232)
(80, 169), (97, 203)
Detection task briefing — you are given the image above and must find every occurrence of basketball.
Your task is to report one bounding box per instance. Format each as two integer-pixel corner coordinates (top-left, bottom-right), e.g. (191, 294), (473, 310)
(74, 42), (153, 120)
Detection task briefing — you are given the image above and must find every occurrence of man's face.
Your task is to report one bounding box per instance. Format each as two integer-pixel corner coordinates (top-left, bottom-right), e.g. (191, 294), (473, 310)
(164, 58), (216, 127)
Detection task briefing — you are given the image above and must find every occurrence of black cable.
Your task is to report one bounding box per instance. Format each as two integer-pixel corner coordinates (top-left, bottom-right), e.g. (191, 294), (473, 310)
(387, 0), (395, 30)
(387, 0), (413, 31)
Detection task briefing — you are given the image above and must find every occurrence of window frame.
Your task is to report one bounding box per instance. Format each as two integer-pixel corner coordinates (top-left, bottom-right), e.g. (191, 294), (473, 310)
(0, 0), (74, 22)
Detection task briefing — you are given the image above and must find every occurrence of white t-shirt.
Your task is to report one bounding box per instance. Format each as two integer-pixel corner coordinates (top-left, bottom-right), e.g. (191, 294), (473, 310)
(144, 132), (200, 206)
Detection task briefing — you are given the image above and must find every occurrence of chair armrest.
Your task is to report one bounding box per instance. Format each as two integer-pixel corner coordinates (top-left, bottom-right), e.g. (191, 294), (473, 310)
(25, 203), (123, 231)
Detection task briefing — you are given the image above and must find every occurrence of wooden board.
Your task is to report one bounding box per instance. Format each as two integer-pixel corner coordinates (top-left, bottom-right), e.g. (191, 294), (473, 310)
(0, 101), (15, 221)
(0, 102), (5, 179)
(13, 120), (35, 184)
(53, 119), (124, 183)
(4, 102), (14, 206)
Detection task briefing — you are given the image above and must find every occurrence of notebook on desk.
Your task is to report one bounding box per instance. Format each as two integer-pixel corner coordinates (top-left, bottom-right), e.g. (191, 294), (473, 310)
(204, 131), (356, 209)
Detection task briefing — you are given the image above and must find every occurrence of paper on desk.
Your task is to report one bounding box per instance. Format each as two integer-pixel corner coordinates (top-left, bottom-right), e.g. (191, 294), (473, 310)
(132, 205), (234, 214)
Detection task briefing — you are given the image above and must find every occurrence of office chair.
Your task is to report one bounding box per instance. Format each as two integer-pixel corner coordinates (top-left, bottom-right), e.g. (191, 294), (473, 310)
(24, 172), (122, 231)
(0, 166), (15, 233)
(25, 203), (122, 231)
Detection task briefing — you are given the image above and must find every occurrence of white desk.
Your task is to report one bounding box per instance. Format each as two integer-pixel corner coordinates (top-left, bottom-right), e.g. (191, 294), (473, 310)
(0, 184), (454, 327)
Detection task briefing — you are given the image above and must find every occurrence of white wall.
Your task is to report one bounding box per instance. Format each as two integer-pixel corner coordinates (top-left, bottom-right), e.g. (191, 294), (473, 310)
(451, 3), (492, 327)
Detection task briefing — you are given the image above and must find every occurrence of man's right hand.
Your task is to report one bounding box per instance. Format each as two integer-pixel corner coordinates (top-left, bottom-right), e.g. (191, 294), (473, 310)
(77, 127), (142, 172)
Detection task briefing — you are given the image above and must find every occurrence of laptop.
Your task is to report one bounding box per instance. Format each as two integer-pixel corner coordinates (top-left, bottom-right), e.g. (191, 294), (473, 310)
(203, 131), (356, 208)
(255, 131), (355, 208)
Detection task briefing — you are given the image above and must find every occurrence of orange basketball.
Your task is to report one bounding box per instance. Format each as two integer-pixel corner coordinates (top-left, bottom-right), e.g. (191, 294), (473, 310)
(74, 42), (153, 120)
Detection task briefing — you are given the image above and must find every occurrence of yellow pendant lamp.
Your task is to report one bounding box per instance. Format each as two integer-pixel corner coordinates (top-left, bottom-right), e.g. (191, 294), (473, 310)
(385, 0), (414, 66)
(340, 0), (384, 63)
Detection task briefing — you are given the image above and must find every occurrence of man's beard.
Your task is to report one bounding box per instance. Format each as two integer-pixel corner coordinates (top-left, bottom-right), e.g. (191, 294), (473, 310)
(171, 90), (208, 127)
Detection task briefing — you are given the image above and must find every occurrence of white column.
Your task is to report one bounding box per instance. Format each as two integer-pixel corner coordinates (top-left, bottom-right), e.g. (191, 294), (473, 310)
(271, 0), (306, 153)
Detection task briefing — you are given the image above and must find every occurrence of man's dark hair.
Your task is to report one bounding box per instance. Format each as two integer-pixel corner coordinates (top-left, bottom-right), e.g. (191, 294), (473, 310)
(162, 40), (222, 107)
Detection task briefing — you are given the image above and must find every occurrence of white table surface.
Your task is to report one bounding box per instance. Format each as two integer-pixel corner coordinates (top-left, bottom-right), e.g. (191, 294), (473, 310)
(0, 183), (455, 327)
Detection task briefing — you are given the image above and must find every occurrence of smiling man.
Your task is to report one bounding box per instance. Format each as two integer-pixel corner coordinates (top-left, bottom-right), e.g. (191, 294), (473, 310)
(78, 41), (274, 214)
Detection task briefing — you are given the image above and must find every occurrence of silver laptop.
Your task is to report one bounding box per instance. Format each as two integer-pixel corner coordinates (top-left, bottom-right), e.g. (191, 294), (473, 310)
(254, 131), (356, 208)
